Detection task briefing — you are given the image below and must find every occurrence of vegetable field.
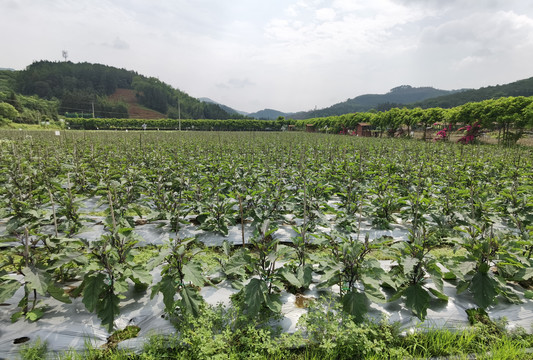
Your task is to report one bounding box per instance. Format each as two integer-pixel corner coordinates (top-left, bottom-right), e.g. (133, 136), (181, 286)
(1, 130), (533, 356)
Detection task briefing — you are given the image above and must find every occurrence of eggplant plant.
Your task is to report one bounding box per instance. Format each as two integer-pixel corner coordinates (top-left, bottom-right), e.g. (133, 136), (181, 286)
(151, 236), (207, 318)
(278, 225), (314, 294)
(448, 224), (522, 309)
(237, 220), (288, 317)
(0, 228), (72, 322)
(196, 193), (237, 236)
(386, 226), (449, 320)
(48, 176), (86, 237)
(79, 193), (152, 332)
(146, 169), (192, 233)
(317, 231), (388, 322)
(366, 177), (405, 229)
(212, 240), (251, 289)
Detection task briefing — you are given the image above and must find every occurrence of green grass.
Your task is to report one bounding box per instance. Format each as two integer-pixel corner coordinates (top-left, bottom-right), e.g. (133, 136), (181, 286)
(0, 122), (63, 130)
(18, 302), (533, 360)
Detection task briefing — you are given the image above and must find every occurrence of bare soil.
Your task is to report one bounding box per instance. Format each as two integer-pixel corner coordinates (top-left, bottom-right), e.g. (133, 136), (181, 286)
(108, 88), (166, 119)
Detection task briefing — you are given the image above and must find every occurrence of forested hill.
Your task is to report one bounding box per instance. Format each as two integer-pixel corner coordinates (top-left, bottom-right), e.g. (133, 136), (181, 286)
(14, 61), (241, 119)
(413, 76), (533, 109)
(290, 85), (463, 119)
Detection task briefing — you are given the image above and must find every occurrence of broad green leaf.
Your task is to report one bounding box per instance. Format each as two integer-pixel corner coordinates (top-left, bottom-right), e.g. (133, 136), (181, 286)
(478, 262), (490, 274)
(182, 262), (205, 287)
(427, 265), (444, 292)
(428, 287), (449, 301)
(524, 290), (533, 299)
(82, 273), (106, 312)
(130, 267), (152, 285)
(404, 284), (430, 320)
(26, 308), (45, 322)
(154, 275), (176, 312)
(113, 279), (129, 294)
(96, 289), (120, 333)
(301, 264), (313, 288)
(11, 311), (23, 323)
(403, 256), (419, 277)
(22, 266), (50, 296)
(342, 290), (369, 323)
(48, 284), (71, 304)
(456, 280), (469, 294)
(512, 267), (533, 281)
(319, 264), (343, 284)
(470, 271), (498, 309)
(265, 293), (282, 313)
(362, 282), (386, 303)
(0, 279), (21, 303)
(224, 254), (248, 278)
(452, 261), (476, 280)
(243, 278), (268, 317)
(281, 269), (302, 288)
(179, 285), (203, 317)
(222, 240), (232, 256)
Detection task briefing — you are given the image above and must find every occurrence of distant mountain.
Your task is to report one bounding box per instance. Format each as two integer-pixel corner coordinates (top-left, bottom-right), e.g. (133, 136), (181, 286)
(413, 77), (533, 109)
(199, 97), (248, 116)
(291, 85), (464, 119)
(13, 61), (242, 120)
(0, 67), (15, 71)
(247, 108), (291, 120)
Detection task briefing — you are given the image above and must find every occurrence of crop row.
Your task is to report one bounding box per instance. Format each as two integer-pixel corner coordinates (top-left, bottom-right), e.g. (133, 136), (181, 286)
(61, 95), (533, 146)
(1, 130), (532, 332)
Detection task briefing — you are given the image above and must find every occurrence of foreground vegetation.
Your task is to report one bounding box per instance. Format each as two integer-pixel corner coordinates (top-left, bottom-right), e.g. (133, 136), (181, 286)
(18, 299), (533, 359)
(1, 131), (532, 358)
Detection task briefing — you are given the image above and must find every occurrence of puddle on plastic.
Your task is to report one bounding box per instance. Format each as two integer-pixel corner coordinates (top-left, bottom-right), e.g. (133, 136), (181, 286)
(294, 294), (315, 308)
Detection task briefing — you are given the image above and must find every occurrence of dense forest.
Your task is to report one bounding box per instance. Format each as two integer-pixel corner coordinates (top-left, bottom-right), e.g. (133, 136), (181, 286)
(290, 85), (464, 119)
(413, 77), (533, 109)
(6, 61), (244, 120)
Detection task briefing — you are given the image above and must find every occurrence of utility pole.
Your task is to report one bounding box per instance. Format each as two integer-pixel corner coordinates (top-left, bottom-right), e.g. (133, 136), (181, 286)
(178, 97), (181, 131)
(91, 101), (95, 118)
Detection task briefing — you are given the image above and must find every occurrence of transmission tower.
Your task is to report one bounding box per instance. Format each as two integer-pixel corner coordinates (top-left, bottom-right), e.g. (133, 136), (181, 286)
(62, 50), (68, 62)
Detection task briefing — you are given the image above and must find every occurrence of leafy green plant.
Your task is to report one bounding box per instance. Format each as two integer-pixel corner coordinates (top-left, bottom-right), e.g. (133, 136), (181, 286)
(317, 231), (387, 322)
(0, 226), (72, 322)
(236, 220), (287, 318)
(79, 192), (152, 332)
(386, 226), (449, 320)
(196, 193), (237, 236)
(151, 236), (207, 318)
(145, 168), (192, 233)
(297, 295), (406, 359)
(212, 240), (251, 289)
(449, 225), (522, 309)
(366, 176), (405, 229)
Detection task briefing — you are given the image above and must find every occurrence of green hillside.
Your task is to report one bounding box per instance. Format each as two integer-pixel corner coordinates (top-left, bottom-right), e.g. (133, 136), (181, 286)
(291, 85), (462, 119)
(413, 77), (533, 109)
(11, 61), (242, 120)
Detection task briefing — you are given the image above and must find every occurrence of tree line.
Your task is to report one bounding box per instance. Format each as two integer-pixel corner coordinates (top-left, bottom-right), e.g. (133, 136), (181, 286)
(60, 95), (533, 146)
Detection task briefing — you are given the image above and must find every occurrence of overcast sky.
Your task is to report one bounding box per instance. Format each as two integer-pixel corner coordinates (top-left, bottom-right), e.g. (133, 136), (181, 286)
(2, 0), (533, 113)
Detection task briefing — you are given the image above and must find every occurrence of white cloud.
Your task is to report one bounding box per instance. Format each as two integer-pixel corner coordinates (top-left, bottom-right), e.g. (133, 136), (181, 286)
(216, 78), (256, 89)
(315, 8), (336, 21)
(1, 0), (533, 112)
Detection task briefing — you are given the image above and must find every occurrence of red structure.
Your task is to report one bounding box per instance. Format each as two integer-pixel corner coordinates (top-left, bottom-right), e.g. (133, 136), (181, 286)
(356, 123), (372, 137)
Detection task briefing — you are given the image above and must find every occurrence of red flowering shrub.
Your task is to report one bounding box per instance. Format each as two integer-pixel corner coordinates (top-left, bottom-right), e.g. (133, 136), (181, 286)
(457, 121), (481, 144)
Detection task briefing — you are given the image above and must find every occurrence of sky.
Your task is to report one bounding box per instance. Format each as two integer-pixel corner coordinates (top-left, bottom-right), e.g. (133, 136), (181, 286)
(2, 0), (533, 113)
